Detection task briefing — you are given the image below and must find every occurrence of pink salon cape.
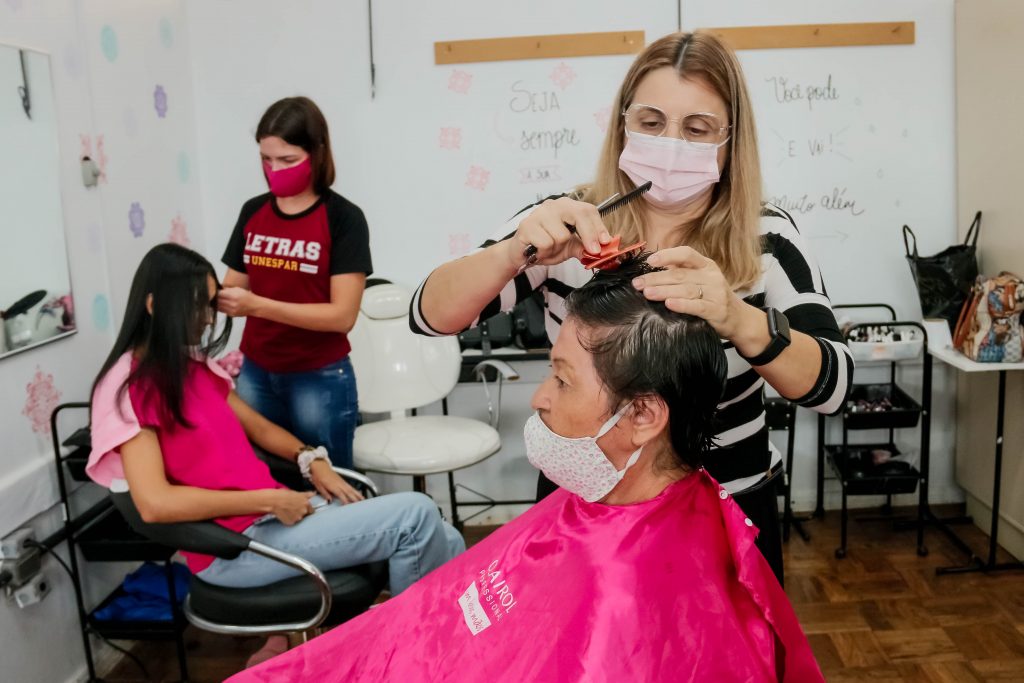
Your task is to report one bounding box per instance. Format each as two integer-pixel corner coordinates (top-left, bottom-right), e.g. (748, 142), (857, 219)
(229, 470), (823, 683)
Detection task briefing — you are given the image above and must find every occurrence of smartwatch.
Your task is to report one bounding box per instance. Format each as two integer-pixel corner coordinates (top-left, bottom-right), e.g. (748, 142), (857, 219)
(740, 308), (791, 366)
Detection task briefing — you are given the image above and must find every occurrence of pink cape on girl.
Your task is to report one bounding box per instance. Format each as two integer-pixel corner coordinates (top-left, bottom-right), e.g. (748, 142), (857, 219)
(229, 470), (823, 682)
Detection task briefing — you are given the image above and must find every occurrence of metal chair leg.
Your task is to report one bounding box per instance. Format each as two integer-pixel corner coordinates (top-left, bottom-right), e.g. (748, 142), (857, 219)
(780, 404), (811, 544)
(447, 471), (462, 530)
(165, 560), (190, 682)
(836, 485), (848, 559)
(782, 473), (793, 543)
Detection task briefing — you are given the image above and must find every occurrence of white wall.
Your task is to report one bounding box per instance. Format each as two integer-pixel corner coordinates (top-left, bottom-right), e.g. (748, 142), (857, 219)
(0, 1), (204, 681)
(954, 0), (1024, 559)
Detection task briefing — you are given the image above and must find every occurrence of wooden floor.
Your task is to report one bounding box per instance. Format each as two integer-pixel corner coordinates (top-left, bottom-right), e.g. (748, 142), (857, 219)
(104, 505), (1024, 682)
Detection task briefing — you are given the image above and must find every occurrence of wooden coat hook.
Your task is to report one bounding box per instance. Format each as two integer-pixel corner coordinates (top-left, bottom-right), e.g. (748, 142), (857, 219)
(434, 31), (645, 65)
(706, 22), (915, 50)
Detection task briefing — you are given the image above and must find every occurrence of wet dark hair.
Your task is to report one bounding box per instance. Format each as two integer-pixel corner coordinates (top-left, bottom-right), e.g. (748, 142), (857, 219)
(92, 244), (232, 428)
(256, 96), (336, 194)
(564, 254), (726, 471)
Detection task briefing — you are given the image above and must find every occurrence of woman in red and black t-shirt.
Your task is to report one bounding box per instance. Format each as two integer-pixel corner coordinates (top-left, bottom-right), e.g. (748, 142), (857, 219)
(219, 97), (371, 469)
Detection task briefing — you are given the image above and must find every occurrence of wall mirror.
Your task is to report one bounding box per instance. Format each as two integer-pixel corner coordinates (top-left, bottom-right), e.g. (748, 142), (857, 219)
(0, 45), (76, 359)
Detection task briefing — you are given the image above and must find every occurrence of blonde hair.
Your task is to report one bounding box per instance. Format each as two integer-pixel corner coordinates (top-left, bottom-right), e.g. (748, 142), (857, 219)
(579, 31), (763, 289)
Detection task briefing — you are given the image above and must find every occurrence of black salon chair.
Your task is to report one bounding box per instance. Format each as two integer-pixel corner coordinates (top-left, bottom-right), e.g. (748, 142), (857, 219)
(765, 397), (811, 543)
(110, 462), (388, 638)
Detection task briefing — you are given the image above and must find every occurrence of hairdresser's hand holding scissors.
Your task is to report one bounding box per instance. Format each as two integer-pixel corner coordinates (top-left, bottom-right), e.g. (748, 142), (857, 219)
(308, 460), (365, 505)
(504, 197), (613, 270)
(632, 246), (754, 341)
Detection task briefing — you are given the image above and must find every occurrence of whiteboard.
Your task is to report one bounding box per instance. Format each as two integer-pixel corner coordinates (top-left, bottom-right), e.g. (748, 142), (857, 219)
(360, 0), (955, 324)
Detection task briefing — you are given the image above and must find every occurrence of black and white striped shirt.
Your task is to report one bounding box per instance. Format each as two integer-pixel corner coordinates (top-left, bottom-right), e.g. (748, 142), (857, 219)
(410, 202), (854, 493)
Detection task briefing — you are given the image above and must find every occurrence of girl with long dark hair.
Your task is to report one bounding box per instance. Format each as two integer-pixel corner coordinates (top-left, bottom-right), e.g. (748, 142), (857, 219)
(87, 244), (463, 666)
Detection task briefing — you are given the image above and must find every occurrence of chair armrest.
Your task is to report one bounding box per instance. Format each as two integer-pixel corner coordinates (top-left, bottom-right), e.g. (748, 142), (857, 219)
(110, 491), (251, 560)
(472, 359), (520, 381)
(331, 467), (380, 497)
(113, 491), (336, 633)
(255, 446), (379, 497)
(187, 540), (334, 635)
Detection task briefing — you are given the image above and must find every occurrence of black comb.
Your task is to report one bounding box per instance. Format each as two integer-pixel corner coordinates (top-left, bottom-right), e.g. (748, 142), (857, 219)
(519, 181), (653, 270)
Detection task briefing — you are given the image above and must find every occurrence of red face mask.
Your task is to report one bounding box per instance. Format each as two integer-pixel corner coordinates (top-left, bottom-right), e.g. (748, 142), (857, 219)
(263, 157), (312, 197)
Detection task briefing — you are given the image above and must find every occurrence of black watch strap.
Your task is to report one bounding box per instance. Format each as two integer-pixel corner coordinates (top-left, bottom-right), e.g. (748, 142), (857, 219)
(740, 308), (792, 367)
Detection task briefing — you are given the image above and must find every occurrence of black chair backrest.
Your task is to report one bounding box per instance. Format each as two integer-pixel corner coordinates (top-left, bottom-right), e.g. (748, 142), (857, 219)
(255, 447), (306, 491)
(110, 491), (251, 560)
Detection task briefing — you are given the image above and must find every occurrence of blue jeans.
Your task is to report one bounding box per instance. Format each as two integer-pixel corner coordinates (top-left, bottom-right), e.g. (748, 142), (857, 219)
(237, 357), (358, 469)
(197, 492), (465, 594)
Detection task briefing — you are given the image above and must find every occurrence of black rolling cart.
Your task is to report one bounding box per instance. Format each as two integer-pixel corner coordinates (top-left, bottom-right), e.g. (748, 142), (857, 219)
(49, 402), (190, 682)
(815, 304), (932, 559)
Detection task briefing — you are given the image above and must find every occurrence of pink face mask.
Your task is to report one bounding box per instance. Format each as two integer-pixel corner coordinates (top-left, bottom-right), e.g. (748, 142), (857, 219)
(263, 157), (312, 197)
(618, 131), (722, 211)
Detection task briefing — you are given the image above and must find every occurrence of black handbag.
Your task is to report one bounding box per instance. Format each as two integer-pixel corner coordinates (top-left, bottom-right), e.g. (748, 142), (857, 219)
(902, 211), (981, 331)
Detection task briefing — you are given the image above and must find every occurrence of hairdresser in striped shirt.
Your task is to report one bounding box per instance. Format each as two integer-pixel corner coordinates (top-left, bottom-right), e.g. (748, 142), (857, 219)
(409, 32), (853, 585)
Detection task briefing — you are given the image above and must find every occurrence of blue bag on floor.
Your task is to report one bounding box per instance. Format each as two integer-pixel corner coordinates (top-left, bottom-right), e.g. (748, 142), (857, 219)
(93, 562), (190, 622)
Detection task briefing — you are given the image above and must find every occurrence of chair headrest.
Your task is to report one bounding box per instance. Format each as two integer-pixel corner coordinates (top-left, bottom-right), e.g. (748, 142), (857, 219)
(361, 283), (411, 320)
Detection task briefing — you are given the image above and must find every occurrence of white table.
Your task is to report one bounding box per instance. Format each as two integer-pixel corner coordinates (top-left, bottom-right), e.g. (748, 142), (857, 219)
(928, 345), (1024, 575)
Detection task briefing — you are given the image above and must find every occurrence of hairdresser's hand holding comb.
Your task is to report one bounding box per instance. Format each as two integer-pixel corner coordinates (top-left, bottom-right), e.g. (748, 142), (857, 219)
(504, 197), (613, 270)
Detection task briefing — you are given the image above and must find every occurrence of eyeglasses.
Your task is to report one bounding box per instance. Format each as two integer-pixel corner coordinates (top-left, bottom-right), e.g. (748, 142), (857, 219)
(621, 104), (731, 146)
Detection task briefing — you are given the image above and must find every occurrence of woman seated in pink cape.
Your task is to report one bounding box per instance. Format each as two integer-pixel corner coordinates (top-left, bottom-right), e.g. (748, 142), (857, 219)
(232, 254), (823, 682)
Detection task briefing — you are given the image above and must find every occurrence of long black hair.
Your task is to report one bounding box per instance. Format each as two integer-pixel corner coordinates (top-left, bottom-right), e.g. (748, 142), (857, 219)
(92, 244), (232, 428)
(564, 253), (726, 472)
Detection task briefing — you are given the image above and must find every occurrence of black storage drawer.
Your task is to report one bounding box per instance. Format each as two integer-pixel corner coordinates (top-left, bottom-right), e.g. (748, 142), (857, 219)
(844, 383), (921, 430)
(77, 506), (175, 562)
(826, 444), (920, 496)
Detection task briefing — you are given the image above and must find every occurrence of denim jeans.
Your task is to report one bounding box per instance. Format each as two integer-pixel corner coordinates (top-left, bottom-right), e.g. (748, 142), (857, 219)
(197, 492), (465, 595)
(237, 356), (358, 469)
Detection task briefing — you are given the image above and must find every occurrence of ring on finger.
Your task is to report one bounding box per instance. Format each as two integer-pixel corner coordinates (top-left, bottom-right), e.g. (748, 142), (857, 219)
(697, 286), (704, 300)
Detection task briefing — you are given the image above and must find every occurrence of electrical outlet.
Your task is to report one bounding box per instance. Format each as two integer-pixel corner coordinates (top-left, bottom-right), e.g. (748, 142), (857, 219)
(13, 573), (49, 608)
(2, 547), (41, 587)
(0, 528), (35, 559)
(0, 529), (42, 593)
